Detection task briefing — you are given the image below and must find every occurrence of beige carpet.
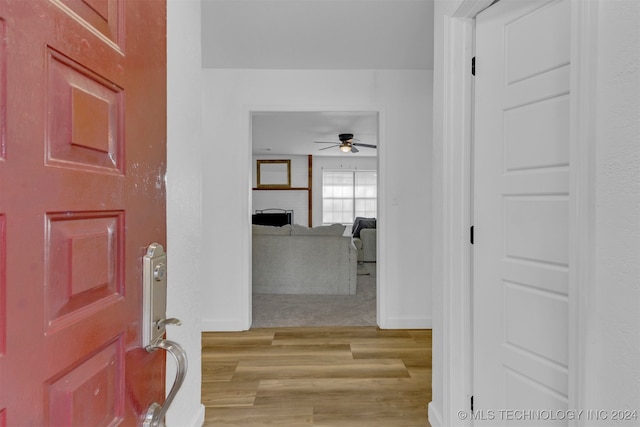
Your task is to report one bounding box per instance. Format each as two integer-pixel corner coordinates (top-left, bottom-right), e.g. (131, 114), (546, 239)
(251, 262), (377, 328)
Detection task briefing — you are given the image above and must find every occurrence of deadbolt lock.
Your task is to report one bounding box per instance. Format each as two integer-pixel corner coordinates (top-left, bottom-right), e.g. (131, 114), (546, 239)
(153, 263), (166, 282)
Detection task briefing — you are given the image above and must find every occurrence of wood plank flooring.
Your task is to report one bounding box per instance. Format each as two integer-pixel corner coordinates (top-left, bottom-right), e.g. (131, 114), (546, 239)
(202, 327), (432, 426)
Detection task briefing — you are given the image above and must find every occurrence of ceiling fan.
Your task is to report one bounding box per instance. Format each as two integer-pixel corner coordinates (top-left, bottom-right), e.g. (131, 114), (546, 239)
(313, 133), (377, 153)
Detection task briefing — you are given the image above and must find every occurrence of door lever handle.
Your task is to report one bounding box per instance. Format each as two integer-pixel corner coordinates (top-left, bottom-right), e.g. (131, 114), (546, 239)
(156, 317), (182, 328)
(143, 339), (188, 427)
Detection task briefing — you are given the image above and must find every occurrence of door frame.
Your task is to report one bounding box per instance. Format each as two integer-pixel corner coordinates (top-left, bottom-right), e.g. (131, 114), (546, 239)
(243, 105), (387, 328)
(430, 0), (597, 426)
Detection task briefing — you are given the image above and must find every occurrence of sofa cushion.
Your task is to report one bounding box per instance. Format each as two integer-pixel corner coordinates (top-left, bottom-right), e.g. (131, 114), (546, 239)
(252, 224), (292, 235)
(291, 223), (346, 236)
(252, 233), (357, 295)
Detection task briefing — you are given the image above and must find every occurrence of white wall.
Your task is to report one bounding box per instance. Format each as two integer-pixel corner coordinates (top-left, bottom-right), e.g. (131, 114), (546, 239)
(201, 69), (433, 330)
(584, 0), (640, 413)
(166, 0), (205, 425)
(252, 155), (310, 226)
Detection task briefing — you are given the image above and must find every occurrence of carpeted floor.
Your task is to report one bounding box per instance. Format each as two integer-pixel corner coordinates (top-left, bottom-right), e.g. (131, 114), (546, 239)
(251, 262), (377, 328)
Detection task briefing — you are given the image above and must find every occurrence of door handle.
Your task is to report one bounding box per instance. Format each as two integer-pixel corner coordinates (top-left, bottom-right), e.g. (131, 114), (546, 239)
(156, 318), (181, 329)
(143, 338), (188, 427)
(141, 244), (187, 426)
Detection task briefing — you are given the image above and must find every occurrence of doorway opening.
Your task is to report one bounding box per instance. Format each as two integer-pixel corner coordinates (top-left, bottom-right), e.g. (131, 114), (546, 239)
(249, 110), (381, 328)
(430, 1), (593, 425)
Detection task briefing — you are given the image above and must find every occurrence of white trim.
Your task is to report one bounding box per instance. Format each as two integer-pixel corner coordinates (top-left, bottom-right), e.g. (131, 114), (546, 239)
(568, 0), (597, 424)
(385, 317), (432, 329)
(375, 107), (387, 328)
(243, 105), (389, 328)
(440, 11), (475, 427)
(241, 105), (253, 330)
(428, 402), (443, 427)
(183, 404), (206, 427)
(434, 1), (596, 426)
(200, 318), (248, 332)
(453, 0), (496, 18)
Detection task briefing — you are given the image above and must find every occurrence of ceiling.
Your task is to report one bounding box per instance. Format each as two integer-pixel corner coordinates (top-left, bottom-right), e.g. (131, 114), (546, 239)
(252, 111), (379, 157)
(201, 0), (434, 70)
(202, 0), (433, 157)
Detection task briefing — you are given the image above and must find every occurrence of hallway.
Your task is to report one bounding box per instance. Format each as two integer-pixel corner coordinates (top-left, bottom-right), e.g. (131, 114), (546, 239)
(202, 327), (432, 426)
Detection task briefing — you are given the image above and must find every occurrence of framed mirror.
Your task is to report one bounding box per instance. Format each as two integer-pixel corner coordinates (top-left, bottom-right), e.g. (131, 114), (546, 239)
(257, 159), (291, 188)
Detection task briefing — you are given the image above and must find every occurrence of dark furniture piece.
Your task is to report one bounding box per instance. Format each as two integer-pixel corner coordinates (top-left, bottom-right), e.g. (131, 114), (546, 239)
(252, 209), (293, 227)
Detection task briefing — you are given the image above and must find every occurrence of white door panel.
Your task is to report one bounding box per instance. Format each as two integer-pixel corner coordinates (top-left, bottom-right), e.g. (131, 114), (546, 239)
(504, 65), (570, 109)
(502, 260), (568, 295)
(474, 0), (571, 424)
(505, 197), (569, 265)
(505, 283), (569, 364)
(505, 370), (569, 424)
(504, 0), (570, 84)
(505, 95), (570, 171)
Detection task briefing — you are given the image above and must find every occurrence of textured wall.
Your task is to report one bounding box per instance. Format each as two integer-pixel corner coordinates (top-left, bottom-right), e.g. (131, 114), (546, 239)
(200, 69), (433, 330)
(586, 0), (640, 414)
(166, 0), (205, 425)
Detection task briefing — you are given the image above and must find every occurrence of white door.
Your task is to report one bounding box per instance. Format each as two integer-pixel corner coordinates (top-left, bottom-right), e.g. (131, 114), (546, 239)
(473, 0), (571, 424)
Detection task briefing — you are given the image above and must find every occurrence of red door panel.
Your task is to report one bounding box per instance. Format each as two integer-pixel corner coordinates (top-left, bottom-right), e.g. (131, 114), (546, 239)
(0, 0), (166, 425)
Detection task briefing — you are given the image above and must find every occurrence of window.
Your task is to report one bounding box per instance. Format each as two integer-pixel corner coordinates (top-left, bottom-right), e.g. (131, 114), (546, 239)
(322, 170), (377, 224)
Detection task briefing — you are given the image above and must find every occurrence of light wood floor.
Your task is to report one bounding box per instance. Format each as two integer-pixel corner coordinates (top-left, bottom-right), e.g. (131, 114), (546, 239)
(202, 327), (432, 426)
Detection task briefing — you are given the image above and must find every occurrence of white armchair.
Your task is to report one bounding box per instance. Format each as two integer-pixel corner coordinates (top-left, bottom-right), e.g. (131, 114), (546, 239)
(357, 228), (377, 262)
(351, 217), (377, 262)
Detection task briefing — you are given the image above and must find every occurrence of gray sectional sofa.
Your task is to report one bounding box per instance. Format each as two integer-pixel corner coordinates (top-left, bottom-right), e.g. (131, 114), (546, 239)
(351, 217), (377, 262)
(252, 224), (358, 295)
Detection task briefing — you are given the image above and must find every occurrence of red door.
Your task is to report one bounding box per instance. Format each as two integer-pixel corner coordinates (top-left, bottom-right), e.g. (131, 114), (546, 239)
(0, 0), (167, 425)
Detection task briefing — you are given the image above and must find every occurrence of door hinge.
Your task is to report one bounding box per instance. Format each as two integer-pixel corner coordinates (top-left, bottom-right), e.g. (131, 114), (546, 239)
(470, 225), (474, 245)
(472, 57), (476, 76)
(471, 395), (474, 411)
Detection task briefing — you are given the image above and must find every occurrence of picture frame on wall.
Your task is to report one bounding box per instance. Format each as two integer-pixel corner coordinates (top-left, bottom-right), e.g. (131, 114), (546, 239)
(257, 159), (291, 188)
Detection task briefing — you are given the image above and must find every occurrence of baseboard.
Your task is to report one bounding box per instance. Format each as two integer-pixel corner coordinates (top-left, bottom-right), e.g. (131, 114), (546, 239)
(167, 402), (205, 427)
(200, 318), (249, 332)
(381, 316), (432, 329)
(428, 402), (442, 427)
(188, 403), (206, 427)
(202, 317), (432, 330)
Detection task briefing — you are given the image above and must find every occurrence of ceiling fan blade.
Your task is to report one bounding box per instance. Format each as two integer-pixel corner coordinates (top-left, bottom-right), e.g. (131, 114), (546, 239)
(318, 145), (339, 151)
(350, 145), (359, 153)
(352, 143), (377, 149)
(314, 141), (338, 144)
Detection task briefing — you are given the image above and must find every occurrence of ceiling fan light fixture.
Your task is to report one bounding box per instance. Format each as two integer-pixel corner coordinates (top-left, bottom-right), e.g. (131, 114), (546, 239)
(338, 133), (354, 142)
(339, 143), (351, 153)
(314, 133), (375, 153)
